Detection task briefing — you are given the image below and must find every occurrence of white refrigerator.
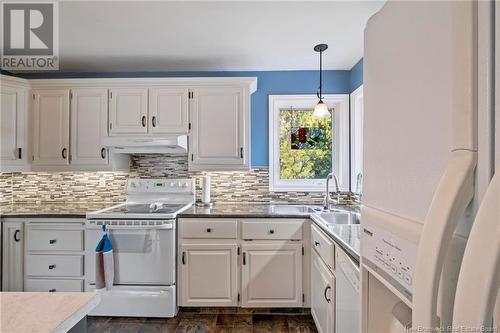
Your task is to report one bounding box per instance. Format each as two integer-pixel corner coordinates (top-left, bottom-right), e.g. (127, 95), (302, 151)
(361, 1), (496, 331)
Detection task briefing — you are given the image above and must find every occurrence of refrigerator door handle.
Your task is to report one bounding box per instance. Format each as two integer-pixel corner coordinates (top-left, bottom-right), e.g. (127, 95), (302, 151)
(413, 150), (476, 330)
(452, 169), (500, 329)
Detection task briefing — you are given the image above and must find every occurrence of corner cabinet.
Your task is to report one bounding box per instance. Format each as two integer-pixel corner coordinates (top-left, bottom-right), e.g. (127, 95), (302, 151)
(189, 87), (250, 171)
(0, 76), (30, 172)
(2, 222), (24, 291)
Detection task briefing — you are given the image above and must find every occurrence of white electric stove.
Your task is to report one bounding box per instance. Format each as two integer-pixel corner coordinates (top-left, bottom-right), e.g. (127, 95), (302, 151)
(85, 178), (194, 318)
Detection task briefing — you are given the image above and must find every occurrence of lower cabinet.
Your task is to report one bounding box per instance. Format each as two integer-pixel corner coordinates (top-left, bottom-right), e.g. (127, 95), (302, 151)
(241, 242), (303, 307)
(2, 222), (24, 291)
(179, 243), (239, 306)
(311, 250), (335, 333)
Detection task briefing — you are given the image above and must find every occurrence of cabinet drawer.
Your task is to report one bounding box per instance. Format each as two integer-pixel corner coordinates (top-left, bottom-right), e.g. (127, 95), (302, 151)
(241, 220), (303, 240)
(180, 219), (238, 239)
(27, 229), (83, 251)
(26, 255), (83, 277)
(311, 224), (335, 271)
(25, 278), (83, 292)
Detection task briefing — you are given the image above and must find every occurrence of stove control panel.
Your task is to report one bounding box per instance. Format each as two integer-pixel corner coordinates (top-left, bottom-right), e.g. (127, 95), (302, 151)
(361, 222), (418, 297)
(127, 178), (193, 193)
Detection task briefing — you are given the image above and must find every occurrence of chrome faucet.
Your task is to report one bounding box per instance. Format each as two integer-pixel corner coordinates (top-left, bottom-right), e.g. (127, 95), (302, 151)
(324, 172), (340, 210)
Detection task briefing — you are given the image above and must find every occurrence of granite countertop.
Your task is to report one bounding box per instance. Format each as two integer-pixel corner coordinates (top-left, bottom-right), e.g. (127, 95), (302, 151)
(1, 292), (100, 333)
(0, 202), (116, 218)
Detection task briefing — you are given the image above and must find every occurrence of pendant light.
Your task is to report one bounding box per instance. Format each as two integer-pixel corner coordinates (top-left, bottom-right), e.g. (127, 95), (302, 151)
(312, 43), (330, 120)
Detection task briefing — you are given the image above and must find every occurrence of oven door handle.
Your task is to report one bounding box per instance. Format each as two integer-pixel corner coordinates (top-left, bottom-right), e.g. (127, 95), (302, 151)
(85, 223), (174, 230)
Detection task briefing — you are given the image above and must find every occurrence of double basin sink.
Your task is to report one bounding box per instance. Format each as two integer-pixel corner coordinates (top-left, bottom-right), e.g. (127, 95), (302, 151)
(269, 204), (361, 225)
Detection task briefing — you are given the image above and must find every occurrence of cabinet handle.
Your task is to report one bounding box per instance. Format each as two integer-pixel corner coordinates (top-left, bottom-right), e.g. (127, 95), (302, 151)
(243, 252), (246, 265)
(324, 285), (332, 303)
(100, 148), (106, 159)
(152, 116), (157, 127)
(48, 264), (56, 270)
(13, 230), (20, 242)
(182, 251), (186, 265)
(18, 148), (22, 159)
(315, 241), (320, 246)
(141, 115), (147, 127)
(49, 288), (56, 292)
(61, 148), (67, 159)
(269, 229), (275, 234)
(240, 147), (244, 158)
(206, 228), (212, 233)
(49, 239), (56, 244)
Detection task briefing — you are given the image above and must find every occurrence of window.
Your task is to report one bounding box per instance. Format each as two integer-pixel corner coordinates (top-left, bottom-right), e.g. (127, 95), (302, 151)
(269, 94), (350, 192)
(350, 85), (364, 194)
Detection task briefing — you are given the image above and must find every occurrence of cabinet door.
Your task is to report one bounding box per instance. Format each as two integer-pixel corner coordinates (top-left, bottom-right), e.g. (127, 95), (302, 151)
(189, 87), (248, 170)
(0, 86), (26, 163)
(241, 242), (303, 307)
(2, 222), (24, 291)
(70, 88), (109, 165)
(109, 88), (148, 134)
(179, 243), (238, 306)
(311, 251), (335, 333)
(149, 87), (188, 134)
(32, 89), (70, 165)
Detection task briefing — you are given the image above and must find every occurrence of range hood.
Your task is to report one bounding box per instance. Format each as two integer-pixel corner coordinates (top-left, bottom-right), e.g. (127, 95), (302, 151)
(103, 135), (188, 154)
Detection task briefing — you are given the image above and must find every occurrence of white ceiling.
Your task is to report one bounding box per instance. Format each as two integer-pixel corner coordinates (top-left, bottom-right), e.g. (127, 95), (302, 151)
(57, 1), (385, 72)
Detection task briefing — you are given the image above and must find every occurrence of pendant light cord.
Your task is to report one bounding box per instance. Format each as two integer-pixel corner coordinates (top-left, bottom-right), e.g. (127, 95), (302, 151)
(318, 49), (323, 101)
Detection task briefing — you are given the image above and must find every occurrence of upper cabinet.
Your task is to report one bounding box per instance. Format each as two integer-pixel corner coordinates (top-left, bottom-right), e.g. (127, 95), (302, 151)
(32, 89), (70, 166)
(149, 87), (189, 134)
(0, 76), (30, 172)
(70, 88), (109, 165)
(109, 88), (148, 135)
(189, 87), (250, 171)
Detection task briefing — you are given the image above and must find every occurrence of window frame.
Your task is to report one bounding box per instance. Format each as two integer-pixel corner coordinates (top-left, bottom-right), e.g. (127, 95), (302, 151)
(268, 94), (350, 192)
(350, 85), (364, 194)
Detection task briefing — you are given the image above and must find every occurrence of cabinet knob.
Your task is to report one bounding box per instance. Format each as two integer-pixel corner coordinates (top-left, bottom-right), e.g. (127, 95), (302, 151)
(13, 230), (20, 242)
(49, 288), (56, 292)
(49, 239), (56, 244)
(141, 115), (147, 127)
(315, 241), (320, 246)
(324, 285), (332, 303)
(206, 228), (212, 233)
(100, 148), (106, 159)
(61, 148), (67, 159)
(269, 229), (275, 234)
(152, 116), (157, 127)
(48, 264), (56, 270)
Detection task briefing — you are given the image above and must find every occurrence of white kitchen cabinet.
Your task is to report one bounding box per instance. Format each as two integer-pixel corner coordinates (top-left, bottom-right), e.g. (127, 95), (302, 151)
(70, 88), (109, 165)
(109, 88), (148, 134)
(179, 243), (239, 306)
(0, 76), (29, 172)
(2, 222), (24, 291)
(311, 250), (335, 333)
(149, 87), (189, 134)
(241, 242), (303, 307)
(189, 87), (249, 170)
(24, 221), (85, 293)
(32, 89), (70, 166)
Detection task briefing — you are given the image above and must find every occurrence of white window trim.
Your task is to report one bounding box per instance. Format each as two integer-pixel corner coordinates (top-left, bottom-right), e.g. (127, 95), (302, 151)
(350, 85), (364, 193)
(268, 94), (350, 192)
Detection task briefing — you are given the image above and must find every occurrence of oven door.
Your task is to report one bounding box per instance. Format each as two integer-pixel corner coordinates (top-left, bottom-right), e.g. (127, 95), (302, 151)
(85, 220), (175, 286)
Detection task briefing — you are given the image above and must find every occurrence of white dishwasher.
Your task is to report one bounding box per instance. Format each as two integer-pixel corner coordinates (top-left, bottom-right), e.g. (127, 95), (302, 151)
(335, 249), (360, 333)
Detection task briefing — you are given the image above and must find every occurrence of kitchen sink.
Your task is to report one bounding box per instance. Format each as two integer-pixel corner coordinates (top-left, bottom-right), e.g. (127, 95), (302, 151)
(269, 205), (323, 214)
(313, 211), (361, 225)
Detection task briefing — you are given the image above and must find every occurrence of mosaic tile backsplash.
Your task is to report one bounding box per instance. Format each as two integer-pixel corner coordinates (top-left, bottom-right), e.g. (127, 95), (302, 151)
(0, 154), (356, 205)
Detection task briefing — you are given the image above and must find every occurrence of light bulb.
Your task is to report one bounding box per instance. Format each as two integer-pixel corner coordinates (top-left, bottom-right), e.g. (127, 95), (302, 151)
(312, 100), (330, 119)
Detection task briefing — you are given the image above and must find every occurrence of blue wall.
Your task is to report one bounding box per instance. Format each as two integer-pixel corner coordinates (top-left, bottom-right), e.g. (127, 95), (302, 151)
(14, 66), (363, 167)
(349, 59), (363, 92)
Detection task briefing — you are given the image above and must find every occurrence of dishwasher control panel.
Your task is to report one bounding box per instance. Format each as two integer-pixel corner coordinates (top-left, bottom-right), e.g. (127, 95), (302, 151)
(361, 222), (418, 295)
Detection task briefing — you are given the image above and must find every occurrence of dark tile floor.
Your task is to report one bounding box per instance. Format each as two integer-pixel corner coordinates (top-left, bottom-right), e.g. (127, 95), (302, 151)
(87, 308), (319, 333)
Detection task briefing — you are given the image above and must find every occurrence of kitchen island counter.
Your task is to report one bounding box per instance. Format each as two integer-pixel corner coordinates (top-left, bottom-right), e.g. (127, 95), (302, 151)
(1, 292), (100, 333)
